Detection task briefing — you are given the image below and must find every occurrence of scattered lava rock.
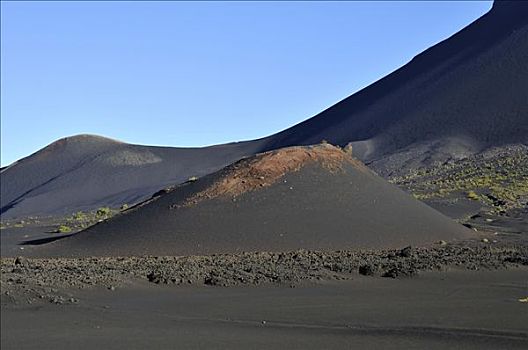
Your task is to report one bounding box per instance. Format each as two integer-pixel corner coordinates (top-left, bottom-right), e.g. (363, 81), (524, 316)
(358, 264), (376, 276)
(399, 246), (413, 258)
(1, 241), (526, 306)
(382, 268), (399, 279)
(14, 257), (27, 266)
(147, 271), (163, 284)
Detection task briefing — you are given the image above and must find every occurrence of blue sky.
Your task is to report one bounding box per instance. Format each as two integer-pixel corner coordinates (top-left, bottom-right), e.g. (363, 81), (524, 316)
(1, 1), (492, 166)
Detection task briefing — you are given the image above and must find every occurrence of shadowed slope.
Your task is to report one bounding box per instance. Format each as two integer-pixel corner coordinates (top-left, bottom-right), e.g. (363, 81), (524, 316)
(263, 1), (528, 174)
(36, 145), (471, 257)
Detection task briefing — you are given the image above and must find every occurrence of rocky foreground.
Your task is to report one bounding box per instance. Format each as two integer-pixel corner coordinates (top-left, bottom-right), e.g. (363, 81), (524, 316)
(1, 241), (527, 306)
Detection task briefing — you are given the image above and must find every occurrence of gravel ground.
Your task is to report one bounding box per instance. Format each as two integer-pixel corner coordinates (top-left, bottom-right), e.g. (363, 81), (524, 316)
(2, 240), (527, 306)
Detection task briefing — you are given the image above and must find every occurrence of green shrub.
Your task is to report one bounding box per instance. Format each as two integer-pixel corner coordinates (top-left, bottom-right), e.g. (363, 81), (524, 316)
(72, 211), (86, 221)
(466, 190), (479, 200)
(96, 207), (111, 217)
(56, 225), (71, 233)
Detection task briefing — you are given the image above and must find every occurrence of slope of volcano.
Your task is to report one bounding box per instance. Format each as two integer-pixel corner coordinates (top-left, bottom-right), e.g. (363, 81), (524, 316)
(37, 145), (471, 257)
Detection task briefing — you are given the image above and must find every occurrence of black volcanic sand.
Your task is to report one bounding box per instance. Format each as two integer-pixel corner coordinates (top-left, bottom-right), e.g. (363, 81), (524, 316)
(0, 217), (77, 257)
(2, 271), (527, 350)
(1, 243), (528, 350)
(31, 147), (471, 257)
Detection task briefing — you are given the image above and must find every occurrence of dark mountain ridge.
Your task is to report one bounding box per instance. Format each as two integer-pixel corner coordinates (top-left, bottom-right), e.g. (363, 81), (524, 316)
(265, 0), (528, 169)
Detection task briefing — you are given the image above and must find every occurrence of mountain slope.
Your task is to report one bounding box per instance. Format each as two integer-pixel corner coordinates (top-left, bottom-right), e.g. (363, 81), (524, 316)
(264, 0), (528, 174)
(1, 135), (267, 218)
(2, 1), (526, 218)
(34, 145), (471, 257)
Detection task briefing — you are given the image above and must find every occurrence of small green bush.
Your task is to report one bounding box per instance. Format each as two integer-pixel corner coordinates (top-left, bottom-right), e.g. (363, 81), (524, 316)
(72, 211), (86, 221)
(466, 190), (479, 200)
(56, 225), (71, 233)
(96, 207), (111, 217)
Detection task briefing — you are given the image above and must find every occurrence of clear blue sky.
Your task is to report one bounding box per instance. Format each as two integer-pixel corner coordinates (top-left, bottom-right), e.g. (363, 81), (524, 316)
(1, 1), (492, 166)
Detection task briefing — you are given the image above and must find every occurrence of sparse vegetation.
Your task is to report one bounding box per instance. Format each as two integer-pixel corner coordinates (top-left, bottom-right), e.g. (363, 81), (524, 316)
(0, 217), (43, 230)
(72, 211), (87, 221)
(54, 207), (120, 233)
(56, 225), (72, 233)
(390, 145), (528, 214)
(96, 207), (111, 218)
(466, 190), (480, 200)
